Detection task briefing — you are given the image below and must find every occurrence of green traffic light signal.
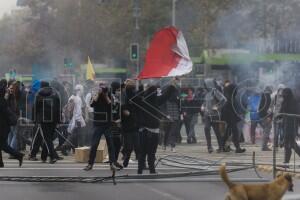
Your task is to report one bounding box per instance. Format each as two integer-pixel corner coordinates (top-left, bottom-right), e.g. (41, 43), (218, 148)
(130, 43), (139, 61)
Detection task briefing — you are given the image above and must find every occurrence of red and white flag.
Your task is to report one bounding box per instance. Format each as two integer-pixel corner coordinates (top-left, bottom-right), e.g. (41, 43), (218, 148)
(138, 26), (193, 79)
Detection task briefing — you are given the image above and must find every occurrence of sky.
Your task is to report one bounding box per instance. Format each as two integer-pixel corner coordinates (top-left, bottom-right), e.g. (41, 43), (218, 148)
(0, 0), (17, 18)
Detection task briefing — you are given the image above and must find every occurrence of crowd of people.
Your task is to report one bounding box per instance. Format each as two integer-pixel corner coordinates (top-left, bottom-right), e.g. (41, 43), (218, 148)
(0, 77), (299, 174)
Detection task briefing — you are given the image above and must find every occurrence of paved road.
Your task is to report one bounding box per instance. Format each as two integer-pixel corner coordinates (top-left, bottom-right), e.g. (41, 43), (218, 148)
(1, 123), (300, 200)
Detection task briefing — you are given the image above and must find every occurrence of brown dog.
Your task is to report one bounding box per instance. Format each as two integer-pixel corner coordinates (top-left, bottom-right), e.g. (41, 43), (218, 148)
(219, 165), (294, 200)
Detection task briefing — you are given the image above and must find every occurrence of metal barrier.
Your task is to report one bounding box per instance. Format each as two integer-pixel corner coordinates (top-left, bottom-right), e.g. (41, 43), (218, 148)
(273, 113), (300, 178)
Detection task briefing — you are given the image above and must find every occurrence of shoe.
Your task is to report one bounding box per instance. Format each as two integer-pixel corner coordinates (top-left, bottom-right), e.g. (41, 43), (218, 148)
(208, 147), (213, 154)
(149, 170), (157, 174)
(171, 147), (176, 153)
(49, 158), (57, 164)
(216, 148), (223, 153)
(187, 138), (192, 144)
(235, 148), (246, 153)
(114, 162), (123, 170)
(8, 155), (16, 159)
(56, 156), (64, 160)
(18, 154), (24, 167)
(191, 137), (197, 144)
(123, 158), (129, 168)
(28, 156), (38, 161)
(83, 164), (93, 171)
(137, 169), (143, 174)
(55, 145), (62, 151)
(0, 162), (4, 168)
(262, 147), (272, 151)
(41, 160), (47, 163)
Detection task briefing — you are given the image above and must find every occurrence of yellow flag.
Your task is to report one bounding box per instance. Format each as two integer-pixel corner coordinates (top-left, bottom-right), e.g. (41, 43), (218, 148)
(86, 56), (95, 80)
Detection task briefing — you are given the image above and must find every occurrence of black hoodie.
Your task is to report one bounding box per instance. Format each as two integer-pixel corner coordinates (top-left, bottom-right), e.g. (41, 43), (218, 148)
(33, 86), (61, 124)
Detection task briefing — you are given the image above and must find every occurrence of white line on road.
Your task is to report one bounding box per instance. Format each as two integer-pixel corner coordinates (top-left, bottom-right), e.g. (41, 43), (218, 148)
(138, 183), (184, 200)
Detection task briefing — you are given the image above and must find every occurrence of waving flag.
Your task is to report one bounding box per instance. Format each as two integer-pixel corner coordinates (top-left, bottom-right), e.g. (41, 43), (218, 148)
(138, 26), (192, 79)
(86, 56), (96, 81)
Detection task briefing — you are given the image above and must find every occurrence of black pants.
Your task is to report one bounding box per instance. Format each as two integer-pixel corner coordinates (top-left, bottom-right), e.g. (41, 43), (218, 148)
(204, 115), (222, 149)
(123, 131), (140, 165)
(138, 129), (159, 174)
(222, 122), (241, 150)
(88, 126), (116, 165)
(163, 121), (180, 148)
(30, 123), (57, 160)
(112, 135), (122, 161)
(284, 134), (300, 163)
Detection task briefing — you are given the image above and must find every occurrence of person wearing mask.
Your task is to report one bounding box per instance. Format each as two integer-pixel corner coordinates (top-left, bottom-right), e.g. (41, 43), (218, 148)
(30, 81), (61, 163)
(0, 79), (24, 167)
(182, 88), (201, 144)
(163, 85), (181, 152)
(250, 86), (273, 151)
(62, 84), (86, 152)
(83, 82), (120, 171)
(277, 88), (300, 166)
(222, 83), (246, 153)
(121, 81), (139, 168)
(110, 82), (123, 167)
(135, 85), (172, 174)
(202, 78), (227, 153)
(273, 84), (285, 148)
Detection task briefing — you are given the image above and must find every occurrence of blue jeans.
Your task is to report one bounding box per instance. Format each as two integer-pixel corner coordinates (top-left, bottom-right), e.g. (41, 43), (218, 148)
(88, 126), (116, 165)
(7, 126), (18, 150)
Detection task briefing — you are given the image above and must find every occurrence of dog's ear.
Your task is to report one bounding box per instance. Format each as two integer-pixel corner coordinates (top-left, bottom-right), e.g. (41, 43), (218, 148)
(276, 171), (283, 178)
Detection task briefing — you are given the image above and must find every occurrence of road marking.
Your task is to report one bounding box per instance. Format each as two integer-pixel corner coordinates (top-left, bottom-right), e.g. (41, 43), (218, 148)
(138, 184), (184, 200)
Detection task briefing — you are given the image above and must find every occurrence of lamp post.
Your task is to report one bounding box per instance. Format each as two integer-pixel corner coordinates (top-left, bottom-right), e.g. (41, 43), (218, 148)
(172, 0), (177, 26)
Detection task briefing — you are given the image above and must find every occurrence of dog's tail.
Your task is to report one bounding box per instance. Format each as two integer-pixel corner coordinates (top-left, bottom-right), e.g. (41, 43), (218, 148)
(219, 165), (235, 188)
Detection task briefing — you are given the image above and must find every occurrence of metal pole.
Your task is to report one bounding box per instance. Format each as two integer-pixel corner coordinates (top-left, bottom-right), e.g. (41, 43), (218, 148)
(172, 0), (177, 26)
(273, 121), (277, 179)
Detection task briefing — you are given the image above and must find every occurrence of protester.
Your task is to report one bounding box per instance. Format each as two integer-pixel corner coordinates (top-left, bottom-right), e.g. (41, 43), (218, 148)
(222, 83), (246, 153)
(0, 79), (24, 167)
(202, 78), (227, 153)
(83, 82), (120, 171)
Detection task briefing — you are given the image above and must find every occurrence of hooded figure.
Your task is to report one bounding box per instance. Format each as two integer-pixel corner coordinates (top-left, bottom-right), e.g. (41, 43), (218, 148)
(67, 84), (86, 134)
(279, 88), (300, 164)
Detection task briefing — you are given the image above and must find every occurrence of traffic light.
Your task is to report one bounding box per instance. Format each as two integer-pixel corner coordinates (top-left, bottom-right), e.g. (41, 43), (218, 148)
(130, 43), (139, 61)
(64, 58), (73, 68)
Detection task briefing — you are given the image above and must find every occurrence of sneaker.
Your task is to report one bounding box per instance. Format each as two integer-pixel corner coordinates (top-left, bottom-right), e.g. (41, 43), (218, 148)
(83, 164), (93, 171)
(171, 147), (176, 153)
(114, 162), (123, 170)
(208, 147), (213, 154)
(235, 148), (246, 153)
(56, 156), (64, 160)
(262, 147), (272, 151)
(28, 156), (38, 161)
(0, 162), (4, 168)
(49, 158), (57, 164)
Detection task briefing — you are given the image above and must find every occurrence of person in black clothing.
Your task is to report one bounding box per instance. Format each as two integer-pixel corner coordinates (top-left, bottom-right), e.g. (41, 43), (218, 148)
(83, 82), (119, 171)
(110, 82), (123, 163)
(222, 83), (246, 153)
(134, 85), (171, 174)
(182, 88), (202, 144)
(279, 88), (300, 165)
(30, 81), (61, 163)
(121, 82), (139, 167)
(0, 79), (24, 167)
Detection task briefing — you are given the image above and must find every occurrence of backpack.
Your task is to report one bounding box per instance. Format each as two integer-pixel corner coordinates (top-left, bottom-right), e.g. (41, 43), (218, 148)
(62, 98), (75, 123)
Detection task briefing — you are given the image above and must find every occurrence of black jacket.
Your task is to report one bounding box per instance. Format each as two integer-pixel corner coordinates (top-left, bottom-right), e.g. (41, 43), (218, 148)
(0, 97), (11, 140)
(222, 84), (240, 124)
(259, 92), (272, 119)
(135, 86), (172, 129)
(91, 94), (112, 127)
(33, 87), (61, 124)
